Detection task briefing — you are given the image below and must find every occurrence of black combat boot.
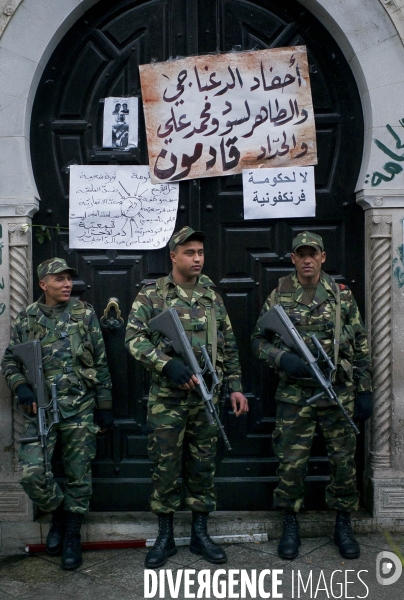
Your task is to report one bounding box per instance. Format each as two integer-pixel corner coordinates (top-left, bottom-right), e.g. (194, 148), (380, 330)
(190, 512), (227, 564)
(61, 512), (84, 570)
(46, 503), (66, 556)
(277, 509), (301, 559)
(145, 513), (177, 568)
(334, 511), (360, 559)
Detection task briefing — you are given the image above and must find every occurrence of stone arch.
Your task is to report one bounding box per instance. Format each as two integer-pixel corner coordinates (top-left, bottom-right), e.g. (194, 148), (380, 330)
(1, 1), (403, 208)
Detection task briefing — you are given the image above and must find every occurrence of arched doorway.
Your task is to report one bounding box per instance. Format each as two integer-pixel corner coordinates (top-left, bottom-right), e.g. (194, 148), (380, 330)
(30, 0), (364, 511)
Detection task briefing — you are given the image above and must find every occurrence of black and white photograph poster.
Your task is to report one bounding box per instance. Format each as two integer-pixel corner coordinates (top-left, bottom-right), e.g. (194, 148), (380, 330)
(102, 97), (139, 149)
(242, 165), (315, 219)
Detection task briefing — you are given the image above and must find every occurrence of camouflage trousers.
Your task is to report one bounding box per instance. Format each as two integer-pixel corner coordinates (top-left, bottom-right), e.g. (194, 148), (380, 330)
(272, 398), (359, 512)
(18, 407), (99, 514)
(147, 398), (218, 514)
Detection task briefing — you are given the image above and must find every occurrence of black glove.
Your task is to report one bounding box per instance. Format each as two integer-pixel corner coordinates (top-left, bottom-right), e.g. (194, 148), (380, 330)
(96, 409), (114, 430)
(279, 353), (312, 378)
(162, 360), (194, 386)
(16, 383), (36, 407)
(354, 392), (373, 421)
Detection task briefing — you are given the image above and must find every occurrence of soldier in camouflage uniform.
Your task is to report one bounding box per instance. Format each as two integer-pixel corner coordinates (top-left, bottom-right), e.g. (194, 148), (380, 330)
(125, 226), (248, 568)
(2, 258), (113, 570)
(251, 232), (372, 561)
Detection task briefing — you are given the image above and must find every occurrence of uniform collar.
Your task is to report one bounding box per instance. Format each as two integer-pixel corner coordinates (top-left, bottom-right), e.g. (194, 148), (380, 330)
(281, 271), (337, 309)
(27, 296), (80, 330)
(160, 272), (216, 303)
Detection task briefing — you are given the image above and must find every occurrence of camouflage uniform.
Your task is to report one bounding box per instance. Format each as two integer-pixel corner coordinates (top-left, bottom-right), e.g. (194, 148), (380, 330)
(2, 282), (112, 514)
(251, 270), (372, 512)
(125, 272), (243, 514)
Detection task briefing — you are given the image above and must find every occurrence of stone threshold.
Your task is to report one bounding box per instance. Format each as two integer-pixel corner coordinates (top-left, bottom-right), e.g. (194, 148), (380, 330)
(1, 509), (403, 552)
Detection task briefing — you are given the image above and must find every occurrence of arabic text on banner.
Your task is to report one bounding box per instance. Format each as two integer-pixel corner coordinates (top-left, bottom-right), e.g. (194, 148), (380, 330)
(139, 46), (317, 184)
(102, 97), (138, 149)
(69, 165), (179, 249)
(242, 166), (315, 219)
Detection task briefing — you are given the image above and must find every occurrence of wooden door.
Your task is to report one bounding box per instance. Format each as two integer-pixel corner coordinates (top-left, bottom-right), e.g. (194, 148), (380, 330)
(30, 0), (364, 510)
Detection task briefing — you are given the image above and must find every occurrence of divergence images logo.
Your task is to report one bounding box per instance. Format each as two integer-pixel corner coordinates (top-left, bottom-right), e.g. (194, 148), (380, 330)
(376, 551), (403, 586)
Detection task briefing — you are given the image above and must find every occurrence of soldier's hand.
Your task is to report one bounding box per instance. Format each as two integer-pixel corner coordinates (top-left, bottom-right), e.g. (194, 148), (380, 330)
(230, 392), (249, 417)
(162, 360), (199, 389)
(16, 383), (37, 415)
(96, 409), (114, 433)
(354, 392), (373, 421)
(279, 352), (312, 378)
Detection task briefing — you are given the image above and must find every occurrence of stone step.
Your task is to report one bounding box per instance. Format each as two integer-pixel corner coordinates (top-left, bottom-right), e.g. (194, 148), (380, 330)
(1, 509), (402, 552)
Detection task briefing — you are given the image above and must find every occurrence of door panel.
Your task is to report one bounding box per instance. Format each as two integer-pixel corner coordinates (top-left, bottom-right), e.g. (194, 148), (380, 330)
(30, 0), (364, 510)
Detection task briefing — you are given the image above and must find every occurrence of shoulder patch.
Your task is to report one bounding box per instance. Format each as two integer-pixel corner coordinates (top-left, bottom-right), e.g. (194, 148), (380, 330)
(338, 283), (349, 291)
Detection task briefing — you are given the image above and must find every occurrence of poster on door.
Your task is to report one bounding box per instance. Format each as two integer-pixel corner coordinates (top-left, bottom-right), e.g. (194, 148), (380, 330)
(242, 165), (315, 219)
(139, 46), (317, 183)
(102, 97), (138, 149)
(69, 165), (179, 249)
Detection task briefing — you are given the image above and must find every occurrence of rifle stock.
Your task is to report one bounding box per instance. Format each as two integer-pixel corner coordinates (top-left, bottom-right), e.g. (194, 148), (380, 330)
(257, 305), (359, 435)
(149, 308), (231, 450)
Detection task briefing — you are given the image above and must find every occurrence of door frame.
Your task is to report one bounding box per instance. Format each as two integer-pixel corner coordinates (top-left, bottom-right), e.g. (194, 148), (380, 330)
(1, 0), (404, 520)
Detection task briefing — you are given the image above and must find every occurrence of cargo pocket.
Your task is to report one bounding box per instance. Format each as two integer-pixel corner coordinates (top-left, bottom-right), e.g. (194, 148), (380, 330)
(67, 372), (84, 395)
(76, 339), (95, 368)
(79, 368), (99, 389)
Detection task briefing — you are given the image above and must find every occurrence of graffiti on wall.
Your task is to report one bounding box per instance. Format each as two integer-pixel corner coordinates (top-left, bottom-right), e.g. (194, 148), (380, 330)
(366, 118), (404, 187)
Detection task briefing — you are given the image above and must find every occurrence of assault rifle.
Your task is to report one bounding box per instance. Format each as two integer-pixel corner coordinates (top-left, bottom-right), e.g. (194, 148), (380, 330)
(257, 304), (359, 435)
(148, 308), (232, 450)
(13, 340), (60, 480)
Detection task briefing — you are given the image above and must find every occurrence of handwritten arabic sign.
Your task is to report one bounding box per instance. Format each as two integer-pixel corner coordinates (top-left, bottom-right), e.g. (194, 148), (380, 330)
(242, 166), (315, 219)
(69, 165), (179, 249)
(139, 46), (316, 184)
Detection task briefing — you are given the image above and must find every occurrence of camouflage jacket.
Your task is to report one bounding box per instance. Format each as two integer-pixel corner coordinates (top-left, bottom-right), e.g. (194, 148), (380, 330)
(1, 296), (113, 417)
(251, 271), (372, 405)
(125, 272), (243, 401)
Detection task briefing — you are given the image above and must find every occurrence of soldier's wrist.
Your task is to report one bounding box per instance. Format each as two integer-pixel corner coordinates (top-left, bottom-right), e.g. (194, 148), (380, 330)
(229, 380), (243, 393)
(12, 378), (27, 393)
(274, 351), (286, 368)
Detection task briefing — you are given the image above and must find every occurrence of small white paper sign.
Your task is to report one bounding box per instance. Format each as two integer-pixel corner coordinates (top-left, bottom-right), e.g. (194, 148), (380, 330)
(102, 97), (138, 149)
(69, 165), (179, 249)
(242, 165), (315, 219)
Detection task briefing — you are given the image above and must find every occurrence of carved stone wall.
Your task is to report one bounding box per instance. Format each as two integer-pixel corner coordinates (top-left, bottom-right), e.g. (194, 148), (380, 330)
(369, 215), (393, 470)
(8, 223), (30, 473)
(0, 0), (22, 37)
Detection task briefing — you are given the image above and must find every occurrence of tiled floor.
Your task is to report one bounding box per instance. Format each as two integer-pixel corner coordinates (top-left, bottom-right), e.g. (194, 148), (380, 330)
(0, 533), (403, 599)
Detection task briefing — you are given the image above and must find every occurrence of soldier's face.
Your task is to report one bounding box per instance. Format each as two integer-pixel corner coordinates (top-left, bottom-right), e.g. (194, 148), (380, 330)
(39, 271), (73, 305)
(291, 246), (326, 284)
(170, 240), (204, 284)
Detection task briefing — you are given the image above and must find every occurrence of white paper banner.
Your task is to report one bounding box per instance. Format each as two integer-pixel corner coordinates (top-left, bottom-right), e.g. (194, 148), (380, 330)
(242, 166), (315, 219)
(69, 165), (179, 249)
(102, 97), (138, 149)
